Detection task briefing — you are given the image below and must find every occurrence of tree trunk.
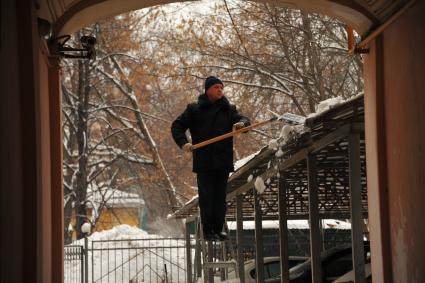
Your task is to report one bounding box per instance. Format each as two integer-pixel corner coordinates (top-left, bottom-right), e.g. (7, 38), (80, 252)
(75, 59), (90, 239)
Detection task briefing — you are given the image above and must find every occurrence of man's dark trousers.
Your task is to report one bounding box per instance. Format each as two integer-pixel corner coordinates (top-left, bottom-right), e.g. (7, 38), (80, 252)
(197, 170), (229, 235)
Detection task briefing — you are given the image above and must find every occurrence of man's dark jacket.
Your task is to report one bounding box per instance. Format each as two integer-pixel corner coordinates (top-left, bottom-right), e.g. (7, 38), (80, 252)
(171, 94), (250, 173)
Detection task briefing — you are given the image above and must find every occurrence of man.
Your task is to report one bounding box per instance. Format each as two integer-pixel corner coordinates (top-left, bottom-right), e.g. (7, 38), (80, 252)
(171, 76), (250, 241)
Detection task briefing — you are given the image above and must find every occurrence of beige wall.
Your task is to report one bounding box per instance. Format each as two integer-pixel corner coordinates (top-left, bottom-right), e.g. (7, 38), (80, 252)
(94, 207), (141, 232)
(383, 1), (425, 282)
(364, 0), (425, 282)
(364, 36), (392, 283)
(70, 207), (141, 240)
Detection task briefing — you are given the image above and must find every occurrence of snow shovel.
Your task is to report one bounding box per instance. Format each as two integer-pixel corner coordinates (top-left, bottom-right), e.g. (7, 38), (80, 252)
(192, 112), (305, 150)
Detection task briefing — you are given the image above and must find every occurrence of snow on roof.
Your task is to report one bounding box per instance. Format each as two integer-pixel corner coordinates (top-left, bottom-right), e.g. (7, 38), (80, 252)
(306, 93), (364, 120)
(233, 148), (265, 172)
(87, 186), (145, 208)
(227, 219), (351, 230)
(267, 94), (364, 154)
(167, 194), (199, 219)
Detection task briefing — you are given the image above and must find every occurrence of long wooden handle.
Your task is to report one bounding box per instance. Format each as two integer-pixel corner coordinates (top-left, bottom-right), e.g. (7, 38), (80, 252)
(192, 118), (275, 150)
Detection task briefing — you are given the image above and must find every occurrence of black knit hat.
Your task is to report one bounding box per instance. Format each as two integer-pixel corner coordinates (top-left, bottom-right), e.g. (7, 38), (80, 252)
(204, 76), (224, 92)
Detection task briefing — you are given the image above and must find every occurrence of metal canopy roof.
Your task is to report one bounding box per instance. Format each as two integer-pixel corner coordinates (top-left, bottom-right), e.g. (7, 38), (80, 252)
(170, 94), (367, 221)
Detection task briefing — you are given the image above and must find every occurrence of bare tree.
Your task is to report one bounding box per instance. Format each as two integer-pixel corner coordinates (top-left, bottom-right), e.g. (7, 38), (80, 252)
(127, 0), (363, 165)
(62, 14), (182, 242)
(62, 2), (365, 242)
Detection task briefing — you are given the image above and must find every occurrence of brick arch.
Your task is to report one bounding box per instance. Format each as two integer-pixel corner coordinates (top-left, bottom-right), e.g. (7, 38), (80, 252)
(51, 0), (375, 37)
(47, 2), (425, 283)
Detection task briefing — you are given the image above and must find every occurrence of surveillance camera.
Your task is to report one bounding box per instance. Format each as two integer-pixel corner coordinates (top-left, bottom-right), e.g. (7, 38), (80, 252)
(80, 36), (96, 48)
(37, 17), (52, 38)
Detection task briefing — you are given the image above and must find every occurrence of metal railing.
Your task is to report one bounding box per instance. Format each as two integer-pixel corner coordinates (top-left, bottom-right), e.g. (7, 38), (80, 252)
(64, 245), (85, 283)
(65, 237), (195, 283)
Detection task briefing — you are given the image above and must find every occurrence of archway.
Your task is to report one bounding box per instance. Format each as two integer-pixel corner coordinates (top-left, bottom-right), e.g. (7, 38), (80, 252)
(1, 1), (424, 282)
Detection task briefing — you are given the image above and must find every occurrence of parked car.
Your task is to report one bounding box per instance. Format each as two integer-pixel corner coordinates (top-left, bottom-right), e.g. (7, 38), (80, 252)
(228, 256), (309, 283)
(332, 262), (372, 283)
(265, 242), (371, 283)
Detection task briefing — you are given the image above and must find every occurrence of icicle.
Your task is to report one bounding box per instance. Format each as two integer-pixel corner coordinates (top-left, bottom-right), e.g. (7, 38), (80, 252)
(279, 125), (292, 139)
(247, 174), (253, 182)
(254, 177), (266, 194)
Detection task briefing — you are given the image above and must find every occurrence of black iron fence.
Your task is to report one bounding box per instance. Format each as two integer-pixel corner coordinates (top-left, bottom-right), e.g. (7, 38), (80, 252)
(64, 237), (195, 283)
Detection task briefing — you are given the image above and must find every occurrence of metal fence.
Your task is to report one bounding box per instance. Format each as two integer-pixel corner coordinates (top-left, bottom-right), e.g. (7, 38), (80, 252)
(65, 237), (195, 283)
(64, 245), (85, 283)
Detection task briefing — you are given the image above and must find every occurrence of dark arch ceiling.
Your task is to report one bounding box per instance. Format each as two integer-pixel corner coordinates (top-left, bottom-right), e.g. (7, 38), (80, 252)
(36, 0), (411, 38)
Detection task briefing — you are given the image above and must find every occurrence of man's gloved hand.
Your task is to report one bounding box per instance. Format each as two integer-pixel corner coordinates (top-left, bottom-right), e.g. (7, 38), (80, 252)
(182, 143), (194, 152)
(233, 122), (245, 130)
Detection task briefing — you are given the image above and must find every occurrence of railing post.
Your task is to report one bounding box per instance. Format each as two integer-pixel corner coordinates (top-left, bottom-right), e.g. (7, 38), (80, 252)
(84, 236), (89, 283)
(80, 246), (84, 283)
(349, 132), (366, 283)
(253, 188), (264, 283)
(236, 194), (245, 283)
(307, 154), (322, 283)
(185, 220), (193, 283)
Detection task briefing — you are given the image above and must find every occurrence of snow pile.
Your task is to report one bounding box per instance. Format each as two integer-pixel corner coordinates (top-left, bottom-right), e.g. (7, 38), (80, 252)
(275, 148), (284, 157)
(254, 176), (266, 194)
(314, 96), (345, 115)
(234, 149), (263, 171)
(307, 94), (363, 119)
(275, 124), (307, 150)
(72, 224), (150, 245)
(279, 124), (293, 140)
(237, 94), (364, 191)
(268, 139), (279, 150)
(67, 225), (190, 283)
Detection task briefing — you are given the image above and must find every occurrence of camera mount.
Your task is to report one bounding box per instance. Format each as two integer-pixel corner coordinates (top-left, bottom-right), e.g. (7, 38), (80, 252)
(50, 35), (96, 60)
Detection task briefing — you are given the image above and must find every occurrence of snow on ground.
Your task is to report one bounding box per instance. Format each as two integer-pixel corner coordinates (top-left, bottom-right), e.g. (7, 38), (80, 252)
(65, 220), (351, 283)
(86, 224), (151, 241)
(66, 225), (190, 283)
